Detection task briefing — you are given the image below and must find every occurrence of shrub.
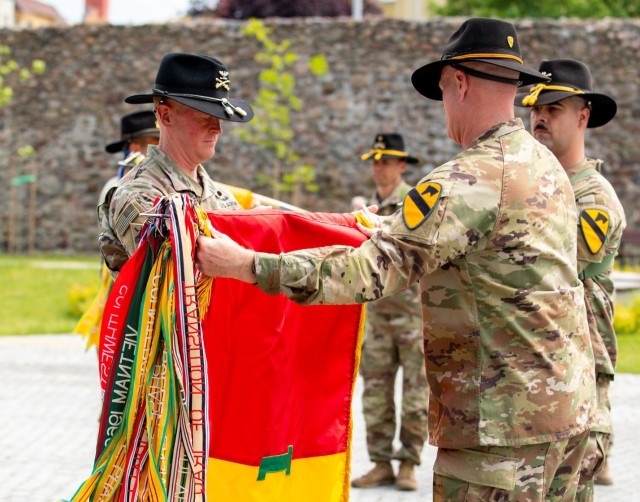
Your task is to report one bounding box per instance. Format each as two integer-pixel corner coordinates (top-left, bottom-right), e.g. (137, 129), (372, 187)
(67, 283), (98, 317)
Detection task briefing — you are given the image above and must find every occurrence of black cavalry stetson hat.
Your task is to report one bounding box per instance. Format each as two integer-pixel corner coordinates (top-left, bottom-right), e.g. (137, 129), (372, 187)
(125, 53), (254, 123)
(515, 59), (617, 128)
(411, 18), (549, 101)
(105, 110), (159, 153)
(360, 133), (419, 164)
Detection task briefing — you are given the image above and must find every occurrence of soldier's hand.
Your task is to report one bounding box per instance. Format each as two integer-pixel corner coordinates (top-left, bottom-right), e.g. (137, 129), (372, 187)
(352, 204), (382, 238)
(353, 204), (380, 222)
(195, 232), (256, 283)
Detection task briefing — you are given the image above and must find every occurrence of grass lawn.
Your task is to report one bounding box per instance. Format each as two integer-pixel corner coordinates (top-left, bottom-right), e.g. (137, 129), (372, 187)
(617, 333), (640, 374)
(1, 254), (639, 374)
(0, 254), (101, 335)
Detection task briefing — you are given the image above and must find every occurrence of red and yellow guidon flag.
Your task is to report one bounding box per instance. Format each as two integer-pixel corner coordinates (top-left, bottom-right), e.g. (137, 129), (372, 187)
(204, 210), (366, 501)
(71, 196), (366, 502)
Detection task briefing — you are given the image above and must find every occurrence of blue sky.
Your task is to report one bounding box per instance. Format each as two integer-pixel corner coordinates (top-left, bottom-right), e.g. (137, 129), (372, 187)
(47, 0), (192, 25)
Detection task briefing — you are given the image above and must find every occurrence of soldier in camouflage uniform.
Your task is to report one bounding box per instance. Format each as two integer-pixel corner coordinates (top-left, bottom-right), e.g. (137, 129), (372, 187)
(196, 19), (597, 501)
(517, 58), (626, 500)
(98, 53), (254, 273)
(350, 133), (428, 491)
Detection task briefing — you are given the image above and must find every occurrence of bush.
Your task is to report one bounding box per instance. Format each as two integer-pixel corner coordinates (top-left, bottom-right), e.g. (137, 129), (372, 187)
(67, 283), (98, 317)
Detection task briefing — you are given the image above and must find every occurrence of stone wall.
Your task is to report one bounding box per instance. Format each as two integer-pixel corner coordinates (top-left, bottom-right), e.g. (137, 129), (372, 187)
(0, 17), (638, 253)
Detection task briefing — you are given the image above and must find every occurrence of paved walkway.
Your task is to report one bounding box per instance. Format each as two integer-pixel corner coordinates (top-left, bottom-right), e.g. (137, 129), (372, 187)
(0, 334), (638, 501)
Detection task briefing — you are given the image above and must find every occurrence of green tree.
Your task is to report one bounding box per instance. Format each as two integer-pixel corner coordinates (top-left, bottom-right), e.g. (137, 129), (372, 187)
(434, 0), (639, 18)
(1, 45), (45, 253)
(235, 19), (329, 206)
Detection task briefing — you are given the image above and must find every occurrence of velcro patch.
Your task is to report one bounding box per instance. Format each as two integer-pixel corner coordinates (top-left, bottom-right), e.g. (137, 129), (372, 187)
(115, 202), (142, 236)
(579, 209), (609, 254)
(402, 182), (442, 230)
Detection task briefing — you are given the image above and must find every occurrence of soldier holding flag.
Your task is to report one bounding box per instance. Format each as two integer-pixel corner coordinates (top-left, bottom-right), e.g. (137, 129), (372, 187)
(196, 18), (597, 499)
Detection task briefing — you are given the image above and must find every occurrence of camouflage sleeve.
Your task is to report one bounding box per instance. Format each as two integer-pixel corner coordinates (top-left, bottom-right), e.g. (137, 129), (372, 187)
(255, 176), (498, 305)
(575, 180), (626, 274)
(109, 186), (162, 258)
(98, 184), (127, 273)
(254, 238), (418, 305)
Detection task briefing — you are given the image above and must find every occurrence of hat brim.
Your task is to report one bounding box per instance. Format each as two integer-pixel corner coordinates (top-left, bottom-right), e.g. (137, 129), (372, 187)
(361, 153), (419, 164)
(105, 128), (160, 153)
(131, 128), (160, 140)
(412, 59), (549, 101)
(105, 139), (127, 153)
(515, 90), (617, 128)
(125, 93), (254, 123)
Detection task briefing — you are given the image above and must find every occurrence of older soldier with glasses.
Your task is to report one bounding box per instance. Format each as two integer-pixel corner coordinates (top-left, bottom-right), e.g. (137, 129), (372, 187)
(196, 19), (596, 500)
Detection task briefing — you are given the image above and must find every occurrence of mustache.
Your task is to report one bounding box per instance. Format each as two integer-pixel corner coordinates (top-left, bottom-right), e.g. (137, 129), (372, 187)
(534, 123), (549, 132)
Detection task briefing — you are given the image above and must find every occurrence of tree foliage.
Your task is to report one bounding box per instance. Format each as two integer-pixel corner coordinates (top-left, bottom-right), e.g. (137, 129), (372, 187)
(433, 0), (639, 19)
(234, 19), (329, 204)
(0, 45), (45, 108)
(1, 46), (45, 254)
(189, 0), (381, 18)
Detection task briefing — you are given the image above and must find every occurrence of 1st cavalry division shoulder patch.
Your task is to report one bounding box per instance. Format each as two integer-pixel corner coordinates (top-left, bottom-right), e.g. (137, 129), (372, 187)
(579, 208), (610, 254)
(402, 182), (442, 230)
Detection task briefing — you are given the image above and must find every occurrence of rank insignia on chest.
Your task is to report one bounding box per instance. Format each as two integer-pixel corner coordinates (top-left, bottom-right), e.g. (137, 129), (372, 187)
(579, 208), (609, 254)
(402, 182), (442, 229)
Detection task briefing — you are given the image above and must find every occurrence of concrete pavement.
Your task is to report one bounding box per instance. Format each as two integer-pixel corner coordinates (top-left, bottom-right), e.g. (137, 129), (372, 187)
(0, 334), (637, 501)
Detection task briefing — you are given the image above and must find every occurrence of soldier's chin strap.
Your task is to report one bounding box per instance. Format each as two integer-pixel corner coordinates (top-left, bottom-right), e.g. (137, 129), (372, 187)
(450, 63), (522, 86)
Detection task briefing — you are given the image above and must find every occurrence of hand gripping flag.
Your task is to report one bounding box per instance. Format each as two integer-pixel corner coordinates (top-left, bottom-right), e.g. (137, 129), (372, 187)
(68, 194), (368, 502)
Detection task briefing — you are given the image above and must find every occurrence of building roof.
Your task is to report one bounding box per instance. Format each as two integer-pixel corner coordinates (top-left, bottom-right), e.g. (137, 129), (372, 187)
(15, 0), (67, 25)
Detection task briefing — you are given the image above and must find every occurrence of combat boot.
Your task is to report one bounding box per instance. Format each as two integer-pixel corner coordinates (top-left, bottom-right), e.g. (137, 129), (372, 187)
(351, 461), (395, 488)
(594, 459), (613, 485)
(395, 460), (418, 491)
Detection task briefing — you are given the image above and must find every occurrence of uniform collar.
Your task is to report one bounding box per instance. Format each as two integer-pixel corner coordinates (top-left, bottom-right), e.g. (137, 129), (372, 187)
(469, 118), (525, 149)
(564, 158), (589, 180)
(146, 145), (210, 198)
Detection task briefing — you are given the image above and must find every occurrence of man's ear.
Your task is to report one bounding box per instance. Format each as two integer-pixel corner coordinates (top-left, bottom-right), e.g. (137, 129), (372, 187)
(155, 104), (171, 126)
(454, 69), (469, 101)
(578, 105), (590, 129)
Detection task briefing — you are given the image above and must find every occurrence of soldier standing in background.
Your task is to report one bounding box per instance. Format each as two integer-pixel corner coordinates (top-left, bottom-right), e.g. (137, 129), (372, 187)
(196, 18), (597, 500)
(350, 133), (428, 492)
(100, 110), (160, 204)
(517, 58), (626, 500)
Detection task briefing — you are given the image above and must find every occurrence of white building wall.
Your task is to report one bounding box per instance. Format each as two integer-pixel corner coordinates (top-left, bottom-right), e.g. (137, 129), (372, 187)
(0, 0), (16, 28)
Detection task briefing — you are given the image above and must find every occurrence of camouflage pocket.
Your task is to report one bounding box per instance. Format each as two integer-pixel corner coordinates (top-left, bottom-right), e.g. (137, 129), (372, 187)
(434, 447), (517, 491)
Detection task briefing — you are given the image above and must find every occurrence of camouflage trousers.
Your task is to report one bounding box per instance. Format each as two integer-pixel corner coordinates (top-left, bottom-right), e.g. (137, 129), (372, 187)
(576, 373), (613, 502)
(359, 313), (428, 465)
(433, 430), (590, 501)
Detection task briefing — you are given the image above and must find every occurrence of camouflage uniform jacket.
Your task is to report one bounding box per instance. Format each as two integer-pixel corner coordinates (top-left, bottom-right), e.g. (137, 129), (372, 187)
(255, 119), (596, 449)
(568, 158), (626, 433)
(367, 180), (421, 325)
(98, 145), (240, 272)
